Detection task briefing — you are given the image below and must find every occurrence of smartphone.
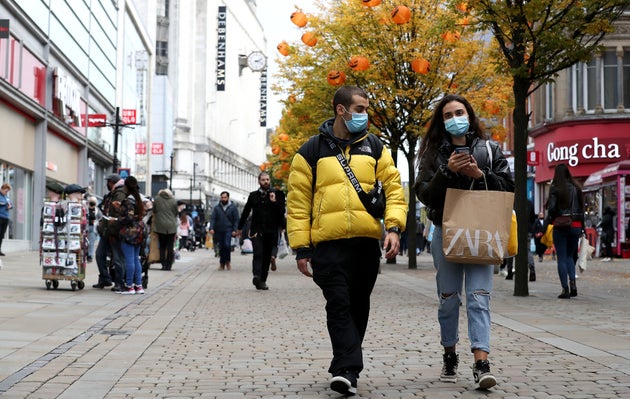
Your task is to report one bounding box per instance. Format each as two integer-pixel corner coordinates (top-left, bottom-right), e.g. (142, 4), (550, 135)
(454, 147), (470, 155)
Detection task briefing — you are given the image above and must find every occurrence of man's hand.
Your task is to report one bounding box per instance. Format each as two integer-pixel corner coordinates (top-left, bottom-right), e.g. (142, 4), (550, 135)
(383, 232), (400, 259)
(269, 191), (276, 202)
(297, 258), (312, 277)
(209, 229), (215, 235)
(236, 229), (242, 237)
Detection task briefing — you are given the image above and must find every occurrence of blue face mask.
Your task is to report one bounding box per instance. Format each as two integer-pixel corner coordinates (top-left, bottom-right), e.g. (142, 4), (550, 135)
(342, 107), (368, 133)
(444, 115), (469, 137)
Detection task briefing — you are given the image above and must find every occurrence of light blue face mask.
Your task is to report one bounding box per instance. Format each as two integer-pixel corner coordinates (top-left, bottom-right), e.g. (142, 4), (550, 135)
(444, 115), (469, 137)
(342, 107), (368, 133)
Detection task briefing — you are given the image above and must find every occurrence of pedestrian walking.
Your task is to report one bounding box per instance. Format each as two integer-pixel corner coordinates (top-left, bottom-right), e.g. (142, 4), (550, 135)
(533, 211), (547, 262)
(152, 189), (179, 270)
(287, 85), (407, 396)
(544, 163), (584, 298)
(209, 191), (239, 271)
(0, 182), (13, 256)
(118, 176), (146, 295)
(93, 174), (127, 291)
(598, 206), (615, 262)
(416, 218), (425, 255)
(414, 94), (514, 389)
(237, 172), (286, 290)
(177, 213), (190, 251)
(86, 196), (101, 263)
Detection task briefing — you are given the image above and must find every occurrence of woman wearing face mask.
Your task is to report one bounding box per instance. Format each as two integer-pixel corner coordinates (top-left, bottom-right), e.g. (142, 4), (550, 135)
(414, 94), (514, 389)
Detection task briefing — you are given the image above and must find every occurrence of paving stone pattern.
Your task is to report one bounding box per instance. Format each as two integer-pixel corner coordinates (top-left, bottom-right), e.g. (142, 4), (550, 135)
(0, 249), (629, 398)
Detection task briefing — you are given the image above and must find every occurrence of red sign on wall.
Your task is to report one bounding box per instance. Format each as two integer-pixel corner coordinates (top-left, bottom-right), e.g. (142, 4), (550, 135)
(151, 143), (164, 155)
(135, 143), (146, 155)
(122, 109), (137, 124)
(527, 150), (540, 166)
(83, 114), (107, 127)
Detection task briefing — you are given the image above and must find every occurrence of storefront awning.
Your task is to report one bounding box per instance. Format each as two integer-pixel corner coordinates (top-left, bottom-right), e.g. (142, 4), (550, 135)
(583, 160), (630, 189)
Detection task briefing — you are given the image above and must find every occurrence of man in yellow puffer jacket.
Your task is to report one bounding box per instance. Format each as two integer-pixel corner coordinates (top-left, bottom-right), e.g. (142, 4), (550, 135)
(287, 85), (407, 396)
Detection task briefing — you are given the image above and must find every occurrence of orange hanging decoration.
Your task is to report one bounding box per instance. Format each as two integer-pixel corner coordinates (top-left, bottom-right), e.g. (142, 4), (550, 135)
(456, 2), (468, 13)
(411, 58), (430, 74)
(273, 169), (284, 180)
(348, 56), (370, 71)
(281, 162), (291, 171)
(278, 133), (290, 142)
(277, 41), (290, 56)
(327, 70), (347, 86)
(441, 30), (461, 43)
(290, 11), (308, 27)
(391, 5), (411, 25)
(362, 0), (382, 6)
(272, 145), (281, 155)
(301, 32), (318, 47)
(483, 100), (500, 115)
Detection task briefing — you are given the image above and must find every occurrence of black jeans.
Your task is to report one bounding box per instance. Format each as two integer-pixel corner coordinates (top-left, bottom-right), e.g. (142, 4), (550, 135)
(0, 217), (8, 250)
(311, 238), (381, 376)
(95, 235), (125, 286)
(157, 233), (176, 269)
(250, 230), (278, 282)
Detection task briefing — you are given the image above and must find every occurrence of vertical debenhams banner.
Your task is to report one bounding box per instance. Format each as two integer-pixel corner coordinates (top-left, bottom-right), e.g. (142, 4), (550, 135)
(260, 68), (267, 127)
(216, 6), (226, 91)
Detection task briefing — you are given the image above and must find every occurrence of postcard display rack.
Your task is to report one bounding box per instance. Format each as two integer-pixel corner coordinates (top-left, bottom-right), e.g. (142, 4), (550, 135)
(40, 200), (87, 290)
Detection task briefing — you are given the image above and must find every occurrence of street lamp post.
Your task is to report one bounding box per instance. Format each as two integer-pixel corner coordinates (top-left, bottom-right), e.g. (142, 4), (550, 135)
(189, 162), (197, 206)
(112, 108), (121, 172)
(169, 152), (174, 191)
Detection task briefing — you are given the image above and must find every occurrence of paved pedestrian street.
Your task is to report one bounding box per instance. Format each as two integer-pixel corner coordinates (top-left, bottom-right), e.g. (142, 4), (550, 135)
(0, 249), (629, 398)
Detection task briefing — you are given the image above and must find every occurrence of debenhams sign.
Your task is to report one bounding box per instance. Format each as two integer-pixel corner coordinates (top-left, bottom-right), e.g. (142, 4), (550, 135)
(216, 6), (226, 91)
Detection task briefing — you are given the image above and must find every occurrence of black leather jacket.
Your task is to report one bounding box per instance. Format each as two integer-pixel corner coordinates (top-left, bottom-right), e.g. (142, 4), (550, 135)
(414, 135), (515, 225)
(545, 182), (584, 226)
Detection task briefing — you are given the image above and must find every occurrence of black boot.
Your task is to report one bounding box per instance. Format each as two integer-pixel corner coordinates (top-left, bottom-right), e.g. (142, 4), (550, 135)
(569, 280), (577, 297)
(558, 288), (570, 299)
(529, 271), (536, 282)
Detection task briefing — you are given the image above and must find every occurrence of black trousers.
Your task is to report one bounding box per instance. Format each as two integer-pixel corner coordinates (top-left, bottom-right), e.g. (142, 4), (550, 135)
(250, 230), (278, 282)
(0, 217), (8, 250)
(157, 233), (176, 269)
(312, 238), (381, 376)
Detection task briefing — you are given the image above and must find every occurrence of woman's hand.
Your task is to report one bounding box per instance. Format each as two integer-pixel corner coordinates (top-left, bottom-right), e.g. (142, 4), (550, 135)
(447, 151), (472, 173)
(459, 155), (484, 179)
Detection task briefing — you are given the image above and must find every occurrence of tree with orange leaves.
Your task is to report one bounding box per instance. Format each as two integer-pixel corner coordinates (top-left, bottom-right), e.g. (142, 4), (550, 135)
(271, 0), (512, 268)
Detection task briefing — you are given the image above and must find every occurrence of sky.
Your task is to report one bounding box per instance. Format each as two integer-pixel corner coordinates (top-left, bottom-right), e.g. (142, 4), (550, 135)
(257, 1), (319, 129)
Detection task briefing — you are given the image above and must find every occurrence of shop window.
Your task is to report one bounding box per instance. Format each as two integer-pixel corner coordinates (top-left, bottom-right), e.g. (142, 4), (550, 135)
(585, 58), (597, 110)
(603, 50), (618, 109)
(575, 49), (630, 112)
(544, 82), (554, 120)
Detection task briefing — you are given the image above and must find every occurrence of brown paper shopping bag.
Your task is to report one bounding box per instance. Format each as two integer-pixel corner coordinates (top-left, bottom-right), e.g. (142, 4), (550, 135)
(148, 231), (160, 263)
(442, 188), (514, 265)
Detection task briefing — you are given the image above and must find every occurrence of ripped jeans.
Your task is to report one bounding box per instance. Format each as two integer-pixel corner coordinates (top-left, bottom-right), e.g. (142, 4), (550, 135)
(431, 226), (493, 354)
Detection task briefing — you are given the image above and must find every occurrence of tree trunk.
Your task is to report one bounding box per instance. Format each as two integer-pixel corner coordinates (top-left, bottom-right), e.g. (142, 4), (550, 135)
(512, 77), (531, 296)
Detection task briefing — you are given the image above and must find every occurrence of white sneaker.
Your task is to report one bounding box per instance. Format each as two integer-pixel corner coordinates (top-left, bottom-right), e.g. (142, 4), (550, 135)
(499, 269), (508, 277)
(602, 257), (611, 262)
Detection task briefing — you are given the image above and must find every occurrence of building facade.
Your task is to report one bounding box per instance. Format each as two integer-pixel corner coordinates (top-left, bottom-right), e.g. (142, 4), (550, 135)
(166, 0), (269, 219)
(529, 9), (630, 256)
(0, 0), (154, 249)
